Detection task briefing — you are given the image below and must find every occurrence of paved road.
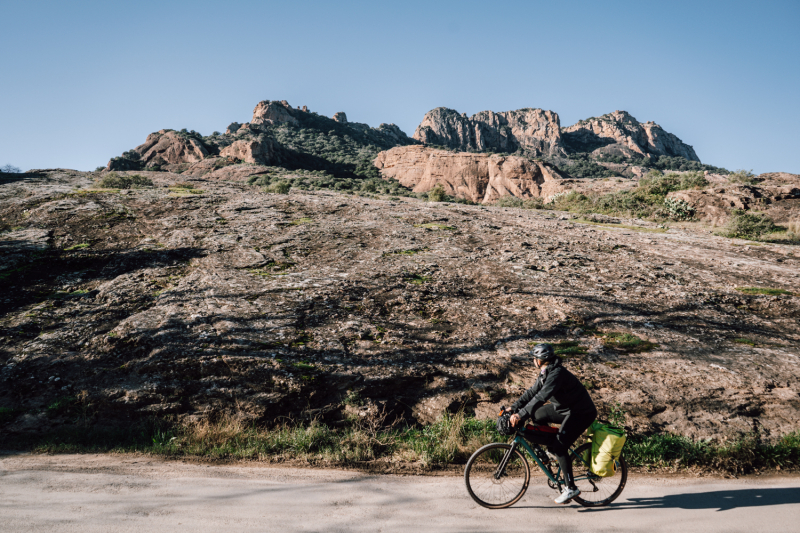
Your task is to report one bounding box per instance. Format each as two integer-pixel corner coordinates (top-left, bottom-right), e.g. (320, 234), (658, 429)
(1, 453), (798, 532)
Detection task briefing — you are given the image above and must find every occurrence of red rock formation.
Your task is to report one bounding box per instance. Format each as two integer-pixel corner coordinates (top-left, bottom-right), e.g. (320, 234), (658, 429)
(562, 111), (700, 161)
(374, 145), (570, 203)
(413, 107), (566, 157)
(107, 130), (208, 170)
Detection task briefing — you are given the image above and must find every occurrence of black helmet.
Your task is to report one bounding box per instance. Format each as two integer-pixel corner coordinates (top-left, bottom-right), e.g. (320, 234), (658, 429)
(531, 343), (557, 362)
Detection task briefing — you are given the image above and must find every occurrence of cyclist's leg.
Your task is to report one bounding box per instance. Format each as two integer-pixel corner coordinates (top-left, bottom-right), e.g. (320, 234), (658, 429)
(551, 410), (596, 489)
(523, 404), (564, 446)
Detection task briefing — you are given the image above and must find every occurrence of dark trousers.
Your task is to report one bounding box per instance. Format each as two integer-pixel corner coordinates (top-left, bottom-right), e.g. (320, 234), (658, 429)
(525, 404), (596, 489)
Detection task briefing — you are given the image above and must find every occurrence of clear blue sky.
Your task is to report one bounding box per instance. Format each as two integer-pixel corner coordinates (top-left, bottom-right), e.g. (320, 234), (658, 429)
(2, 0), (798, 173)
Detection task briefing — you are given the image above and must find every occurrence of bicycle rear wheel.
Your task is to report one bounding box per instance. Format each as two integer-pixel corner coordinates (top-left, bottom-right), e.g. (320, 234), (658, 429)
(464, 443), (530, 509)
(570, 442), (627, 507)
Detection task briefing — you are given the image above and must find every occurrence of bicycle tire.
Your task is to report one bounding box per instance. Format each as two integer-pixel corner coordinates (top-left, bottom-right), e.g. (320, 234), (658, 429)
(464, 443), (531, 509)
(570, 442), (627, 507)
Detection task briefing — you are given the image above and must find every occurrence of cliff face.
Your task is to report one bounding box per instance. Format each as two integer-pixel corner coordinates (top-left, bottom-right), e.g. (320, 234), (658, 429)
(412, 107), (567, 158)
(411, 107), (701, 165)
(562, 111), (700, 161)
(374, 145), (569, 203)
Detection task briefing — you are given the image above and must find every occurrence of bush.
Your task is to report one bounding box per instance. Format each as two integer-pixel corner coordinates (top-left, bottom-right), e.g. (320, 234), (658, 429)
(265, 181), (291, 194)
(546, 171), (708, 220)
(96, 173), (154, 189)
(663, 197), (695, 220)
(719, 210), (780, 240)
(428, 185), (447, 202)
(1, 164), (21, 173)
(728, 169), (758, 184)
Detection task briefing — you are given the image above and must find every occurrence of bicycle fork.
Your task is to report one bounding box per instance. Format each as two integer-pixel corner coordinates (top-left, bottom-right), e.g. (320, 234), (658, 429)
(494, 442), (518, 480)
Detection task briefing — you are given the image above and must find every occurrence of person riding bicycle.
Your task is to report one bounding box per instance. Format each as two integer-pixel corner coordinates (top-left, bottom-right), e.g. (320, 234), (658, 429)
(508, 343), (598, 504)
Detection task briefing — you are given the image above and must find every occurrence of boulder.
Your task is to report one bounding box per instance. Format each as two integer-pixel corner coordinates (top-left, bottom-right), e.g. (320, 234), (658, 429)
(333, 112), (348, 123)
(413, 107), (566, 157)
(219, 138), (279, 165)
(562, 111), (700, 161)
(374, 145), (571, 203)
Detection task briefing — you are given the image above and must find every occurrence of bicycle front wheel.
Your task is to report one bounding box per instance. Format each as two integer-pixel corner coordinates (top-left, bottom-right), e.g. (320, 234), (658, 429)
(464, 443), (530, 509)
(571, 442), (627, 507)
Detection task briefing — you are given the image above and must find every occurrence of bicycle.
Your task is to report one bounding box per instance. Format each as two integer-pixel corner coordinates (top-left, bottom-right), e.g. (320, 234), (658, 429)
(464, 422), (627, 509)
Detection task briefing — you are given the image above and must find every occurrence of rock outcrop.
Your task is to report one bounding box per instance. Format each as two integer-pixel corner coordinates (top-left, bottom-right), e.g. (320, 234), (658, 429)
(219, 138), (279, 165)
(669, 173), (800, 225)
(107, 130), (208, 171)
(413, 107), (567, 157)
(251, 100), (299, 127)
(562, 111), (700, 161)
(374, 145), (570, 203)
(332, 112), (347, 123)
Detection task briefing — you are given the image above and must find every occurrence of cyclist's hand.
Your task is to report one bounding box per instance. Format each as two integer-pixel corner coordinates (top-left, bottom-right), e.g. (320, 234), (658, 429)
(509, 413), (520, 427)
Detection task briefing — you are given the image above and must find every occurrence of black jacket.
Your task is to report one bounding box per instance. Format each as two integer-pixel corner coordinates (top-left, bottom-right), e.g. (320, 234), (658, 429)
(511, 360), (597, 420)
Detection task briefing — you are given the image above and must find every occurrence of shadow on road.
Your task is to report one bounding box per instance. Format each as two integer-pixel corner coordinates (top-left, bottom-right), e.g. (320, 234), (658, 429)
(580, 487), (800, 512)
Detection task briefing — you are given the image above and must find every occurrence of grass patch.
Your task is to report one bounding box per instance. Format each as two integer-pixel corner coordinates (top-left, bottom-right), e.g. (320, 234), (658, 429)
(717, 210), (780, 240)
(414, 223), (455, 230)
(625, 431), (800, 472)
(601, 332), (658, 353)
(64, 243), (90, 251)
(290, 217), (314, 225)
(4, 414), (798, 473)
(552, 341), (588, 358)
(734, 338), (756, 346)
(404, 273), (432, 285)
(292, 361), (316, 371)
(735, 287), (795, 296)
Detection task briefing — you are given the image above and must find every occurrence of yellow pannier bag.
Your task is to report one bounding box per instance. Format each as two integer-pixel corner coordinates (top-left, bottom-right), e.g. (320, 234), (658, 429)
(585, 420), (626, 477)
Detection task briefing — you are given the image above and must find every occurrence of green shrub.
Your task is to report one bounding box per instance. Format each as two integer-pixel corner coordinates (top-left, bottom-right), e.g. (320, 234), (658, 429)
(266, 181), (291, 194)
(719, 210), (779, 240)
(428, 185), (447, 202)
(545, 171), (708, 220)
(663, 197), (695, 220)
(728, 169), (758, 184)
(96, 173), (154, 189)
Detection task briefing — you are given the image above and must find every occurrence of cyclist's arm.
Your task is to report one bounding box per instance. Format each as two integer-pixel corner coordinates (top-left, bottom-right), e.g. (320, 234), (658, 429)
(511, 381), (542, 419)
(516, 368), (564, 420)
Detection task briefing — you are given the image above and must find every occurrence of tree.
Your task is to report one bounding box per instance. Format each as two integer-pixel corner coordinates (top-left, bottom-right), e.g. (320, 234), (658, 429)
(1, 164), (21, 173)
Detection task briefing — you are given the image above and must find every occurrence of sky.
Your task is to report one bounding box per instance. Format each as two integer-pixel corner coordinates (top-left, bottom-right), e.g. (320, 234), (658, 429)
(1, 0), (798, 174)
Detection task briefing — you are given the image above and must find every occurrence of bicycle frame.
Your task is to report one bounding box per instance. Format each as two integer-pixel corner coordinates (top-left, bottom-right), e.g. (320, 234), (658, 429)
(501, 434), (595, 487)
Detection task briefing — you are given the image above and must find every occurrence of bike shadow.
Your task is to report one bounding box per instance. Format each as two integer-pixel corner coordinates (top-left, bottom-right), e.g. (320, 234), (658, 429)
(577, 487), (800, 512)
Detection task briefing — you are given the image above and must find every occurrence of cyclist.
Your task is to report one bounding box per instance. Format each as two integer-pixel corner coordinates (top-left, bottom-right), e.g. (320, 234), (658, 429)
(508, 343), (597, 504)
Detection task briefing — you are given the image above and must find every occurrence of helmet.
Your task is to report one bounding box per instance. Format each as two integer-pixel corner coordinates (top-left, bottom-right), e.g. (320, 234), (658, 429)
(531, 343), (557, 363)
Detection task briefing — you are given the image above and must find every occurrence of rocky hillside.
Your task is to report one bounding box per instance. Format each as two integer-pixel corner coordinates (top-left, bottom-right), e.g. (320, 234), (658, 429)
(108, 100), (417, 185)
(1, 170), (798, 444)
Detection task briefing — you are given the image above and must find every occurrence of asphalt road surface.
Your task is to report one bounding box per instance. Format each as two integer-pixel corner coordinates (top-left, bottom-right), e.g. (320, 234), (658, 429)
(1, 453), (798, 532)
